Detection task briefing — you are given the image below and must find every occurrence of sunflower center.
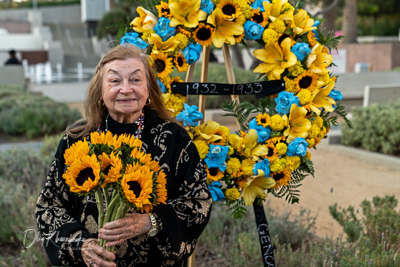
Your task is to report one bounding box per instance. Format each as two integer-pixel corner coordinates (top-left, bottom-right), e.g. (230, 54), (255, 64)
(222, 5), (236, 16)
(177, 56), (184, 67)
(209, 167), (219, 176)
(273, 172), (284, 181)
(128, 181), (142, 197)
(161, 8), (170, 14)
(154, 59), (166, 73)
(278, 34), (290, 45)
(299, 76), (312, 88)
(267, 147), (274, 157)
(196, 27), (211, 41)
(252, 13), (263, 24)
(103, 165), (112, 176)
(261, 118), (267, 124)
(76, 168), (95, 186)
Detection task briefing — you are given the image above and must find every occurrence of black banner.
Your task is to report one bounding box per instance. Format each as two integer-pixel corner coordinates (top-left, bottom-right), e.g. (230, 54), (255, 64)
(253, 202), (275, 267)
(171, 80), (285, 98)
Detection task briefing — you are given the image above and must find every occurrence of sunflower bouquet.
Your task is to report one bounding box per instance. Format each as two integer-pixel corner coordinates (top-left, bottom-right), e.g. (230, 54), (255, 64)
(113, 0), (348, 218)
(62, 131), (167, 249)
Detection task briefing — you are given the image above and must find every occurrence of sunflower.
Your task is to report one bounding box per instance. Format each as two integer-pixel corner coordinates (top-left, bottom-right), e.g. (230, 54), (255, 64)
(130, 147), (161, 173)
(167, 76), (184, 92)
(151, 51), (174, 79)
(98, 152), (122, 187)
(176, 26), (192, 38)
(121, 163), (154, 212)
(234, 33), (245, 43)
(251, 8), (268, 27)
(90, 131), (117, 148)
(206, 167), (225, 183)
(63, 154), (101, 194)
(264, 142), (278, 162)
(256, 113), (271, 127)
(217, 0), (244, 22)
(155, 170), (168, 205)
(64, 140), (89, 166)
(271, 168), (291, 189)
(174, 52), (190, 72)
(193, 23), (214, 47)
(210, 127), (228, 146)
(294, 71), (318, 92)
(156, 1), (172, 18)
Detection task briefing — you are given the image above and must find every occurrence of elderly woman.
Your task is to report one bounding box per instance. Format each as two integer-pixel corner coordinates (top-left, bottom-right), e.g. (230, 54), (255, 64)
(35, 44), (212, 267)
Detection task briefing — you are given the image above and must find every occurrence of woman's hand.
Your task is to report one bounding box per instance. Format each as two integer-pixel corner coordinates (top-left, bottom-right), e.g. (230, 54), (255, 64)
(82, 238), (116, 267)
(98, 213), (151, 247)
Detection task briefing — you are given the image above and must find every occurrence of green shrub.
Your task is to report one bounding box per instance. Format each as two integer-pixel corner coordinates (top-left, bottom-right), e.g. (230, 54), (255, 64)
(0, 93), (82, 138)
(341, 99), (400, 156)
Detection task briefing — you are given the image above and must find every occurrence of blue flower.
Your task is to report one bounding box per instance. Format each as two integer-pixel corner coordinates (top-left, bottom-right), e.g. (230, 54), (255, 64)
(291, 42), (311, 62)
(253, 158), (270, 177)
(287, 137), (308, 157)
(251, 0), (270, 11)
(120, 32), (148, 49)
(249, 118), (271, 142)
(153, 17), (176, 41)
(275, 91), (300, 115)
(183, 43), (202, 64)
(244, 21), (264, 41)
(311, 21), (320, 41)
(204, 144), (229, 172)
(157, 79), (166, 93)
(176, 103), (204, 127)
(200, 0), (214, 15)
(329, 90), (343, 102)
(208, 181), (225, 202)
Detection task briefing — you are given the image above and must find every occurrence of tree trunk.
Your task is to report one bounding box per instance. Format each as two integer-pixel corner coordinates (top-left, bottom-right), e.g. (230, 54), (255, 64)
(341, 0), (358, 43)
(321, 0), (336, 33)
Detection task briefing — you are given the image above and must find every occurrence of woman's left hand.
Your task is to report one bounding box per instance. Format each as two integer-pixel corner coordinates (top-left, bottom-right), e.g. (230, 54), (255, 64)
(98, 213), (151, 247)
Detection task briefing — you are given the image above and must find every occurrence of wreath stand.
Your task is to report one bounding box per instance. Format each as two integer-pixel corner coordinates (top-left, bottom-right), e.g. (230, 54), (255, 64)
(184, 44), (275, 267)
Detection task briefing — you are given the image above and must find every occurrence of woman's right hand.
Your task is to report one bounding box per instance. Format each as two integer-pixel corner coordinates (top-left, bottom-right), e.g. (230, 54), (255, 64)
(81, 238), (116, 267)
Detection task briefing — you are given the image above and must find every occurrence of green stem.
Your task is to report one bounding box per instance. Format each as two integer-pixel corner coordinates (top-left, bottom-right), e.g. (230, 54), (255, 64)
(103, 185), (111, 208)
(95, 187), (107, 248)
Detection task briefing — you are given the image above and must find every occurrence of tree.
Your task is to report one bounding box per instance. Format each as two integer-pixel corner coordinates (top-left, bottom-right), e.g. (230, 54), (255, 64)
(341, 0), (358, 43)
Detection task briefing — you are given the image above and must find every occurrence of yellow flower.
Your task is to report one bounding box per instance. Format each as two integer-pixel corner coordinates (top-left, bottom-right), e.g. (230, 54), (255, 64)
(243, 176), (275, 205)
(155, 170), (167, 205)
(262, 28), (278, 45)
(207, 7), (244, 48)
(310, 80), (336, 115)
(243, 129), (270, 161)
(90, 131), (117, 148)
(177, 26), (192, 37)
(285, 155), (301, 172)
(163, 92), (186, 116)
(217, 0), (244, 21)
(169, 0), (207, 28)
(271, 168), (291, 189)
(64, 139), (89, 166)
(225, 188), (241, 201)
(270, 157), (285, 173)
(307, 123), (321, 139)
(306, 43), (333, 75)
(141, 29), (155, 42)
(305, 151), (312, 160)
(275, 142), (287, 155)
(268, 19), (286, 33)
(253, 37), (297, 79)
(284, 104), (312, 143)
(174, 52), (189, 72)
(148, 33), (180, 53)
(131, 7), (158, 33)
(270, 114), (286, 131)
(193, 23), (214, 47)
(291, 9), (316, 35)
(194, 139), (210, 159)
(256, 113), (271, 127)
(283, 76), (297, 93)
(242, 158), (254, 177)
(150, 51), (174, 79)
(251, 8), (269, 27)
(156, 1), (172, 18)
(175, 33), (189, 49)
(262, 0), (293, 22)
(116, 133), (142, 148)
(195, 120), (223, 143)
(167, 76), (184, 92)
(307, 30), (318, 47)
(121, 163), (153, 212)
(306, 137), (316, 148)
(288, 61), (305, 77)
(63, 154), (101, 193)
(226, 157), (241, 175)
(297, 89), (312, 105)
(265, 142), (278, 162)
(206, 167), (224, 183)
(98, 152), (122, 188)
(234, 33), (245, 43)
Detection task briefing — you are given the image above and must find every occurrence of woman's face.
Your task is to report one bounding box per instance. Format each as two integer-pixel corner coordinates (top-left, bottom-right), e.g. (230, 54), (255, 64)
(101, 58), (149, 123)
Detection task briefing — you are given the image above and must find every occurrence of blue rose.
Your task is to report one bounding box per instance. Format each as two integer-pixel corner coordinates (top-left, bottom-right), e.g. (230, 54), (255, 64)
(287, 137), (308, 157)
(208, 181), (225, 202)
(153, 17), (176, 41)
(200, 0), (214, 15)
(291, 42), (311, 61)
(157, 79), (166, 93)
(176, 103), (204, 127)
(120, 32), (148, 49)
(275, 91), (300, 115)
(244, 21), (264, 41)
(183, 43), (202, 64)
(204, 144), (229, 172)
(329, 90), (343, 102)
(253, 158), (270, 177)
(251, 0), (270, 11)
(249, 118), (271, 142)
(311, 21), (320, 41)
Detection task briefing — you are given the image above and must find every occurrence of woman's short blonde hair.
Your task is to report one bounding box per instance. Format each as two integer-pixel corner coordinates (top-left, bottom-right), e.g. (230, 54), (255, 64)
(66, 43), (175, 138)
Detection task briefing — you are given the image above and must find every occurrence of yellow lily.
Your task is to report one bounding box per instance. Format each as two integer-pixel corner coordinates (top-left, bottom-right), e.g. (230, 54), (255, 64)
(207, 7), (244, 48)
(306, 43), (333, 74)
(262, 0), (293, 22)
(310, 80), (336, 115)
(243, 129), (269, 161)
(169, 0), (207, 28)
(196, 121), (223, 143)
(291, 9), (316, 35)
(131, 7), (158, 33)
(147, 33), (180, 53)
(243, 176), (276, 205)
(284, 104), (312, 143)
(253, 37), (297, 79)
